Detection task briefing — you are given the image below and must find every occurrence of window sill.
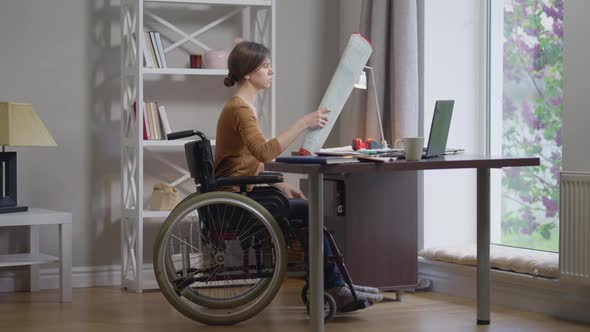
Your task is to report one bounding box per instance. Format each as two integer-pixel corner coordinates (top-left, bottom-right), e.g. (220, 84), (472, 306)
(418, 257), (590, 324)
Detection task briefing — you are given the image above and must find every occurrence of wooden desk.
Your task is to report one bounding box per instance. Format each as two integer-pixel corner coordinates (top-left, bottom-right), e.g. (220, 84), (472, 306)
(265, 154), (540, 332)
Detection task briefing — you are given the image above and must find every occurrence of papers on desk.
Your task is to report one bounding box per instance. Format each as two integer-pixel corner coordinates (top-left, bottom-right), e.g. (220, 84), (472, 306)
(356, 155), (397, 163)
(443, 148), (465, 155)
(316, 146), (466, 160)
(317, 146), (399, 156)
(317, 146), (358, 155)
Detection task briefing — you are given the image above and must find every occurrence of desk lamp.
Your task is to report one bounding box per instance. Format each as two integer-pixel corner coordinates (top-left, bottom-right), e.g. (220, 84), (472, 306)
(354, 66), (388, 148)
(0, 102), (57, 213)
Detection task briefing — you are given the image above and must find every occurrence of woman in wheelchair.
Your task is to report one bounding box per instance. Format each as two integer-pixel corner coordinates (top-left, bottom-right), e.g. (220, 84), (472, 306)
(216, 42), (383, 306)
(152, 41), (381, 326)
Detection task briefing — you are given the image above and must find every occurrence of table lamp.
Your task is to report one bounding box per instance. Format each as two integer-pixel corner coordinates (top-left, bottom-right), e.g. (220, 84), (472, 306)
(354, 66), (388, 148)
(0, 102), (57, 213)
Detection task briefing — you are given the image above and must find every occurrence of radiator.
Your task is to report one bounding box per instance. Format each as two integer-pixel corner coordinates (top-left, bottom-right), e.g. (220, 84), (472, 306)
(560, 171), (590, 283)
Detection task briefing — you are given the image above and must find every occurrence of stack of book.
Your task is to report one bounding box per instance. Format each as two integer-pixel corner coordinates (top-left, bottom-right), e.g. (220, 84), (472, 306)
(133, 102), (172, 140)
(142, 31), (168, 68)
(276, 155), (359, 165)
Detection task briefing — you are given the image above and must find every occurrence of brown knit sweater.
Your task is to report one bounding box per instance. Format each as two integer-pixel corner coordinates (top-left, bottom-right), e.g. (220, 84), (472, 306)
(214, 96), (282, 192)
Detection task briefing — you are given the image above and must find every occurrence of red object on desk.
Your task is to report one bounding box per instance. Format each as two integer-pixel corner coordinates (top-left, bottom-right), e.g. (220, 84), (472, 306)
(352, 138), (382, 150)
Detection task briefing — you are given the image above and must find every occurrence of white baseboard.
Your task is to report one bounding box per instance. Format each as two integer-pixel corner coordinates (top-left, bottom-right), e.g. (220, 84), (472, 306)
(0, 265), (306, 294)
(418, 257), (590, 324)
(0, 265), (159, 292)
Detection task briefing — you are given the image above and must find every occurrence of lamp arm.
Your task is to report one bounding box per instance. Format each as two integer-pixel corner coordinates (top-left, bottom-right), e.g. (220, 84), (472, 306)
(366, 66), (387, 147)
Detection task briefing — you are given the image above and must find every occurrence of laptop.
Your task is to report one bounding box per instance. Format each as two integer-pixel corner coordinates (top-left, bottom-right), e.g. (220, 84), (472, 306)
(387, 100), (454, 159)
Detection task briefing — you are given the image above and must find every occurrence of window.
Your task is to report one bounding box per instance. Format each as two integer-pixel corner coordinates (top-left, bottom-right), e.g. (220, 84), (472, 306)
(490, 0), (563, 252)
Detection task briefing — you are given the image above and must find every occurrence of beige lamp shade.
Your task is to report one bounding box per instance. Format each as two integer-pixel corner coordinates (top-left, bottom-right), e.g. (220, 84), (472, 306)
(0, 102), (57, 147)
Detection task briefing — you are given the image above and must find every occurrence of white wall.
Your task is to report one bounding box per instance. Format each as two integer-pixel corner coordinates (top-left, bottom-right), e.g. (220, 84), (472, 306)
(0, 1), (97, 268)
(276, 0), (340, 154)
(563, 0), (590, 173)
(422, 0), (485, 248)
(325, 0), (362, 147)
(0, 0), (341, 283)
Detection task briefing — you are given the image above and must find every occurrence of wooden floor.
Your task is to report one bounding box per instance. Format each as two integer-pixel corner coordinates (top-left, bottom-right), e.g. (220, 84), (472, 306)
(0, 278), (588, 332)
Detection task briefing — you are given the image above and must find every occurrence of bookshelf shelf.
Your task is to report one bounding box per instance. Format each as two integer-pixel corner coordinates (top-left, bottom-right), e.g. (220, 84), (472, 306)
(145, 0), (272, 6)
(120, 0), (276, 293)
(142, 210), (171, 219)
(143, 68), (227, 76)
(0, 253), (59, 268)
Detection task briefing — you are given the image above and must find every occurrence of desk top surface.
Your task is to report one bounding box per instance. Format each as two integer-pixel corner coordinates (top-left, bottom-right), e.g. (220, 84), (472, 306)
(0, 208), (72, 226)
(265, 154), (540, 174)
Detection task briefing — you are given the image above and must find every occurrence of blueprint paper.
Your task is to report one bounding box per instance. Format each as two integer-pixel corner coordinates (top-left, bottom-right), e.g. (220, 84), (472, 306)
(299, 33), (373, 155)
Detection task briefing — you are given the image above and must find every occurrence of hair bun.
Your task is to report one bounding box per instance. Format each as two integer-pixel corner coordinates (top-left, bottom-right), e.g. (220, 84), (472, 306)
(223, 76), (235, 87)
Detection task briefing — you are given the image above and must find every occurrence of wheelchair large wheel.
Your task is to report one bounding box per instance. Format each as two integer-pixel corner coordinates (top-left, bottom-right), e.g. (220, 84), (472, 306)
(153, 191), (287, 325)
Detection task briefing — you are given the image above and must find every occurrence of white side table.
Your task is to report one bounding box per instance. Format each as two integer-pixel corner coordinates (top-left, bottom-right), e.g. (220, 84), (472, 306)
(0, 208), (72, 302)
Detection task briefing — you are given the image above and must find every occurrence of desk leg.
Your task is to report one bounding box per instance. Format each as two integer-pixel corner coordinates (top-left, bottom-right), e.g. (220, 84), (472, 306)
(29, 225), (40, 292)
(309, 173), (324, 332)
(477, 168), (490, 325)
(59, 223), (72, 303)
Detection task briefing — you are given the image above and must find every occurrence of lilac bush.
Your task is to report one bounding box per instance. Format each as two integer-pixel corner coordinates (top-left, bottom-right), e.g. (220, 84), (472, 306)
(501, 0), (563, 251)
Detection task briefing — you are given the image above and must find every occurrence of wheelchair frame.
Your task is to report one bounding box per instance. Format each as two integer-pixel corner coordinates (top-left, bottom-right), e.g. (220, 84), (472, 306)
(152, 131), (369, 325)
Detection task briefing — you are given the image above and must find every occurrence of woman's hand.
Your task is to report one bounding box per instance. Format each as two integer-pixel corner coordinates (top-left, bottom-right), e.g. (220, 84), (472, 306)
(302, 108), (331, 129)
(272, 182), (306, 199)
(275, 108), (330, 152)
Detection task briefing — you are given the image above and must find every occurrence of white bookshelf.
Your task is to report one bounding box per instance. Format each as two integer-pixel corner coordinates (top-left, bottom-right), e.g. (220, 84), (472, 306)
(120, 0), (276, 293)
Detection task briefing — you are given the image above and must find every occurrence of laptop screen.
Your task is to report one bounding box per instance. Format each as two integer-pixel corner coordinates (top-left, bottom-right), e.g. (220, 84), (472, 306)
(425, 100), (454, 157)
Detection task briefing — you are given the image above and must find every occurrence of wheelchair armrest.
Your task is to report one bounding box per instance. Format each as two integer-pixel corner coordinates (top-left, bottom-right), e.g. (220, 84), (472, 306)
(259, 171), (283, 177)
(216, 173), (284, 187)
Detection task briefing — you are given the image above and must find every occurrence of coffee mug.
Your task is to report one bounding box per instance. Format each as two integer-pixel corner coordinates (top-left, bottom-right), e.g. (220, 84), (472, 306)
(394, 137), (424, 161)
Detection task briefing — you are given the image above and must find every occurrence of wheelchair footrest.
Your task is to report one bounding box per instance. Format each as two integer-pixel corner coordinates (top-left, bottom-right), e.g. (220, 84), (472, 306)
(338, 299), (372, 313)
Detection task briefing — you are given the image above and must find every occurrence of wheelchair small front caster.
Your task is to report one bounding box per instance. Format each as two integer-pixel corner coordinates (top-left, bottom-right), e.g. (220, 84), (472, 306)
(305, 291), (336, 321)
(395, 290), (403, 302)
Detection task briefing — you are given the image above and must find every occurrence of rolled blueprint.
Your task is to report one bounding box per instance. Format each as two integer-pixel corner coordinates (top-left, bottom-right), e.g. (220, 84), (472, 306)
(299, 33), (373, 155)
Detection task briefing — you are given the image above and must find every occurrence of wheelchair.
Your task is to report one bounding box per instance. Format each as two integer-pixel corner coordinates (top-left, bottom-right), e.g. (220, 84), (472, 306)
(153, 131), (369, 325)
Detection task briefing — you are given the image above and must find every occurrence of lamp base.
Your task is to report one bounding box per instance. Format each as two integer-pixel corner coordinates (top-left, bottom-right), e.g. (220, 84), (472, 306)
(0, 206), (28, 214)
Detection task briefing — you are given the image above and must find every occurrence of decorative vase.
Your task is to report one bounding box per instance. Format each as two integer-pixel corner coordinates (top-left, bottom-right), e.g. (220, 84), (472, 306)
(203, 49), (229, 69)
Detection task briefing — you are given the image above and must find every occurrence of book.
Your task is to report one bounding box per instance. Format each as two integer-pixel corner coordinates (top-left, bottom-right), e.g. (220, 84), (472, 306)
(316, 151), (359, 156)
(275, 156), (359, 165)
(146, 102), (156, 139)
(152, 102), (163, 140)
(133, 102), (148, 140)
(153, 32), (167, 68)
(142, 102), (151, 140)
(317, 146), (358, 155)
(157, 104), (172, 139)
(141, 32), (154, 68)
(316, 146), (398, 156)
(149, 32), (161, 68)
(356, 155), (397, 163)
(145, 31), (159, 68)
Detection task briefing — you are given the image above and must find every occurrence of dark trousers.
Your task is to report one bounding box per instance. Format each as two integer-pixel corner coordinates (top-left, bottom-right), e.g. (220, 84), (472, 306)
(288, 198), (346, 289)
